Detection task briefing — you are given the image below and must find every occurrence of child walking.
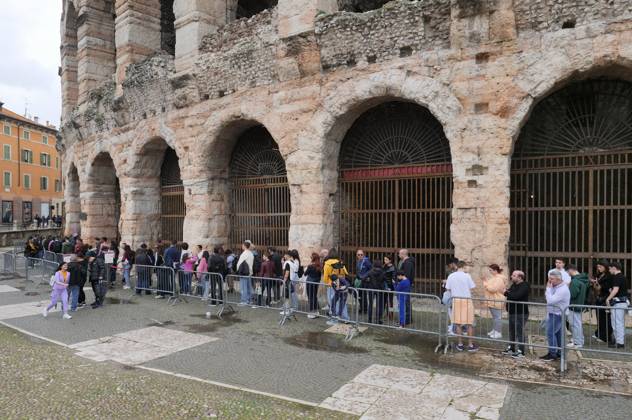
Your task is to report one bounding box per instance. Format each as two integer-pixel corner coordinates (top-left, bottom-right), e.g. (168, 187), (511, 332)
(395, 270), (411, 327)
(43, 262), (72, 319)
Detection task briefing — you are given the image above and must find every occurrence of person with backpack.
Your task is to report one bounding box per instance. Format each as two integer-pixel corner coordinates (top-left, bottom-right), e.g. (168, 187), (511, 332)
(208, 246), (227, 305)
(281, 251), (300, 315)
(567, 264), (589, 348)
(236, 241), (254, 305)
(305, 253), (322, 318)
(322, 250), (349, 319)
(225, 249), (236, 293)
(257, 251), (275, 307)
(43, 262), (72, 319)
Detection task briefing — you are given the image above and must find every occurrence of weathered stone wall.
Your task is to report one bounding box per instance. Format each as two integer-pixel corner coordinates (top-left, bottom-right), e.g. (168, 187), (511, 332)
(514, 0), (632, 32)
(316, 0), (451, 70)
(195, 9), (279, 99)
(60, 0), (632, 289)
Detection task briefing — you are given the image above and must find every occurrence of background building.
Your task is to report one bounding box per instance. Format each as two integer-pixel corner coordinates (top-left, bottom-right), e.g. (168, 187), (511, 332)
(59, 0), (632, 297)
(0, 102), (63, 228)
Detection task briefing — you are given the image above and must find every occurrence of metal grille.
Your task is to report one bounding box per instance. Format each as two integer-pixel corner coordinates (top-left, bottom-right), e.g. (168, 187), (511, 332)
(160, 148), (184, 242)
(229, 126), (290, 250)
(511, 80), (632, 298)
(338, 102), (454, 295)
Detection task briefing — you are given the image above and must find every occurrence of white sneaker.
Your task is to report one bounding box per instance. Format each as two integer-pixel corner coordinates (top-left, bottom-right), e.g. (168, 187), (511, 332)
(123, 285), (131, 290)
(307, 314), (317, 319)
(322, 305), (330, 311)
(62, 313), (72, 320)
(490, 331), (502, 339)
(42, 309), (48, 318)
(566, 342), (576, 348)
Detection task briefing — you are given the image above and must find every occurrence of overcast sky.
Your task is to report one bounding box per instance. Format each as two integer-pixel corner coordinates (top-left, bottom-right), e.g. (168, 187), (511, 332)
(0, 2), (61, 126)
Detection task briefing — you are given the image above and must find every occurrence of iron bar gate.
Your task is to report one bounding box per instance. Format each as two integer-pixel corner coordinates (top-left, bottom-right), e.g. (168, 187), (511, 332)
(510, 79), (632, 298)
(160, 148), (184, 242)
(229, 126), (290, 251)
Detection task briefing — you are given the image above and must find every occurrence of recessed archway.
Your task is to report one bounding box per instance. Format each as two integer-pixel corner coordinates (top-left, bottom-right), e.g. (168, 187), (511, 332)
(337, 101), (454, 294)
(510, 78), (632, 297)
(85, 152), (121, 242)
(228, 125), (290, 250)
(160, 0), (176, 55)
(234, 0), (278, 20)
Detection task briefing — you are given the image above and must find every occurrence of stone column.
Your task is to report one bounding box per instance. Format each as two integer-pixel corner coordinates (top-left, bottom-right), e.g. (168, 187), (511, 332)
(80, 181), (120, 243)
(60, 2), (79, 122)
(278, 0), (338, 38)
(118, 175), (162, 248)
(114, 0), (162, 95)
(64, 172), (81, 237)
(173, 0), (228, 74)
(76, 0), (117, 105)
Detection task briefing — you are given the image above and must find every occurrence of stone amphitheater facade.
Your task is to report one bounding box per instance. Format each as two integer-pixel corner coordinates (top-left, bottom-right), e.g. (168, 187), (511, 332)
(59, 0), (632, 290)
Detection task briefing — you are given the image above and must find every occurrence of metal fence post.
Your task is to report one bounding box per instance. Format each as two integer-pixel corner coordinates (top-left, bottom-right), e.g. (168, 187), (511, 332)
(560, 309), (567, 373)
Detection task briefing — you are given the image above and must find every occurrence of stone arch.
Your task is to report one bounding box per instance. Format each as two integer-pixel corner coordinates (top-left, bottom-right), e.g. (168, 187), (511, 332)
(229, 0), (278, 20)
(60, 0), (78, 120)
(64, 163), (81, 236)
(293, 70), (462, 255)
(84, 151), (122, 243)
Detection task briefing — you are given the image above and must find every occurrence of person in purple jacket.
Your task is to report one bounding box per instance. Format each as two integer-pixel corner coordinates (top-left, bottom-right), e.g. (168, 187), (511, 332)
(395, 270), (411, 327)
(43, 262), (72, 320)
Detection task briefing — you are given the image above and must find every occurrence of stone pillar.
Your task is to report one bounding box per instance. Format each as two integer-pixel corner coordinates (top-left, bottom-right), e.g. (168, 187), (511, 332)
(173, 0), (228, 74)
(60, 1), (79, 122)
(64, 171), (82, 237)
(80, 181), (120, 243)
(76, 0), (117, 104)
(114, 0), (162, 95)
(278, 0), (338, 38)
(118, 175), (162, 248)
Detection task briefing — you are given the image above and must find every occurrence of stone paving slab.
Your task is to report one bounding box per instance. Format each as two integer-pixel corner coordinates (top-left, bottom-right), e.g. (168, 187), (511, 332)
(319, 364), (507, 419)
(0, 285), (20, 293)
(0, 301), (59, 320)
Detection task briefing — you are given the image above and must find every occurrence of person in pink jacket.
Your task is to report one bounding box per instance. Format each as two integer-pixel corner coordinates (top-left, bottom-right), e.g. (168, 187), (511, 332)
(43, 262), (72, 319)
(483, 264), (507, 339)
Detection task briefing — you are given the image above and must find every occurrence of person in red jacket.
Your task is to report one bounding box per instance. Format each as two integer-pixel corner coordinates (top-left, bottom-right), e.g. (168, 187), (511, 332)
(257, 251), (275, 306)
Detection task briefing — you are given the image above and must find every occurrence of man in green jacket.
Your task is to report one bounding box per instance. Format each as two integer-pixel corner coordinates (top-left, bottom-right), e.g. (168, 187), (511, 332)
(567, 264), (589, 348)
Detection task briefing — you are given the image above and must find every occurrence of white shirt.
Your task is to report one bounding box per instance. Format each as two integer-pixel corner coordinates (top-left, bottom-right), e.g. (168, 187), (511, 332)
(284, 259), (299, 281)
(236, 249), (254, 276)
(445, 271), (475, 299)
(549, 268), (571, 285)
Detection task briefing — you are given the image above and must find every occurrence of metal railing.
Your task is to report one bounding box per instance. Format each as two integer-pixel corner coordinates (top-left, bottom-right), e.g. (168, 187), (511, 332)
(24, 257), (60, 285)
(105, 264), (178, 305)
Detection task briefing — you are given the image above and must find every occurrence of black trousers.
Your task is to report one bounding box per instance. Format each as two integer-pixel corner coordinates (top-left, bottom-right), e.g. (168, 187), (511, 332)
(595, 305), (613, 343)
(307, 281), (319, 312)
(367, 290), (384, 323)
(78, 275), (87, 304)
(256, 279), (272, 306)
(508, 313), (527, 353)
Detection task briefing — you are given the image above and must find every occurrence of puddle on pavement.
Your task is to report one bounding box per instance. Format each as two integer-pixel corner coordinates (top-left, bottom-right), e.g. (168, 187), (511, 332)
(14, 286), (26, 291)
(284, 331), (367, 354)
(104, 297), (137, 305)
(146, 320), (175, 327)
(184, 323), (218, 333)
(24, 292), (39, 296)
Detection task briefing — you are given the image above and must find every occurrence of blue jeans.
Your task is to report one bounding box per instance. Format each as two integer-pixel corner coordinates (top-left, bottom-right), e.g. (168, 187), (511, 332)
(123, 263), (131, 287)
(571, 310), (584, 346)
(546, 313), (562, 357)
(69, 285), (80, 311)
(240, 276), (252, 304)
(611, 302), (627, 345)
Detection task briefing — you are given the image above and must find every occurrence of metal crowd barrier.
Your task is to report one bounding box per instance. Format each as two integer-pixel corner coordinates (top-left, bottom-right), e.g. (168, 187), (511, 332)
(42, 250), (64, 263)
(173, 269), (225, 305)
(12, 239), (25, 255)
(25, 257), (59, 285)
(444, 296), (569, 371)
(563, 302), (631, 360)
(223, 274), (287, 316)
(0, 251), (15, 274)
(105, 264), (178, 305)
(355, 288), (444, 350)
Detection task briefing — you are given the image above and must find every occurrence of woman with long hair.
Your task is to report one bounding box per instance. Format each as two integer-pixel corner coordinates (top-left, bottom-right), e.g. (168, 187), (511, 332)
(591, 260), (613, 343)
(43, 262), (72, 319)
(121, 244), (133, 290)
(383, 255), (396, 319)
(305, 253), (322, 319)
(483, 264), (507, 339)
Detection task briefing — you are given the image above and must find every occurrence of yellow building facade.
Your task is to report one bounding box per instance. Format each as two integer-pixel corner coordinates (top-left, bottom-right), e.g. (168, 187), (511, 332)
(0, 102), (63, 227)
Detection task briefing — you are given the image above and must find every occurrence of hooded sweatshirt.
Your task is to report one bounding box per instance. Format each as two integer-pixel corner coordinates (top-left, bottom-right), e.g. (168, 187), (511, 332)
(483, 272), (507, 310)
(569, 272), (589, 311)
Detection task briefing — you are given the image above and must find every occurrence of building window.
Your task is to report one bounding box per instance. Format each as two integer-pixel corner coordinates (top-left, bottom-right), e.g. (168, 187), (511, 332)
(22, 130), (30, 140)
(22, 149), (33, 163)
(3, 124), (10, 136)
(3, 171), (11, 189)
(1, 201), (13, 224)
(24, 174), (31, 189)
(42, 135), (48, 144)
(54, 179), (61, 192)
(55, 157), (59, 169)
(23, 201), (32, 224)
(3, 144), (10, 160)
(40, 153), (51, 167)
(40, 176), (48, 191)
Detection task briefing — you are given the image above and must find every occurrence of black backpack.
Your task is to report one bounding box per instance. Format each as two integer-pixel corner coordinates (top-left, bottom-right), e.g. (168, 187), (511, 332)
(298, 265), (304, 278)
(252, 253), (262, 274)
(237, 260), (250, 276)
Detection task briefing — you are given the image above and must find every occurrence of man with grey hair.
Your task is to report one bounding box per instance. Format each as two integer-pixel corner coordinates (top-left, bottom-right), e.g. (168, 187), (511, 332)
(541, 269), (570, 361)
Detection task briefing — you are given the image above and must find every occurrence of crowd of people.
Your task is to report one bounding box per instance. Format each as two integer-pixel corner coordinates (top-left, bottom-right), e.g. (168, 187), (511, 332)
(26, 234), (630, 362)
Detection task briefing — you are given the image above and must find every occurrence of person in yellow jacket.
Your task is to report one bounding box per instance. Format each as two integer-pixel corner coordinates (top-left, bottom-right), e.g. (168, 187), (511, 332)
(483, 264), (507, 339)
(322, 250), (348, 316)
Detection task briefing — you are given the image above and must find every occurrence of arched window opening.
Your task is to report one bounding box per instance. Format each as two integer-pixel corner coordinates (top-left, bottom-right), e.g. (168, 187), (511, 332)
(338, 0), (391, 13)
(228, 125), (290, 250)
(90, 153), (121, 242)
(235, 0), (278, 20)
(510, 79), (632, 297)
(161, 0), (176, 55)
(338, 101), (453, 295)
(160, 147), (184, 242)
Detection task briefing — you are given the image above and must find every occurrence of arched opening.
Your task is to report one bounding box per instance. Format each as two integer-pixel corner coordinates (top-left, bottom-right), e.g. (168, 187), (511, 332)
(160, 147), (184, 242)
(87, 152), (121, 242)
(338, 0), (391, 13)
(337, 101), (454, 294)
(510, 78), (632, 297)
(60, 1), (78, 118)
(65, 164), (81, 235)
(228, 125), (290, 250)
(160, 0), (176, 56)
(234, 0), (278, 20)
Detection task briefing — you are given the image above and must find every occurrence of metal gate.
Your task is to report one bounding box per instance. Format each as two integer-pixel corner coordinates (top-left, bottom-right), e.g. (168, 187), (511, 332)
(229, 126), (290, 250)
(160, 148), (184, 242)
(338, 102), (454, 295)
(510, 79), (632, 297)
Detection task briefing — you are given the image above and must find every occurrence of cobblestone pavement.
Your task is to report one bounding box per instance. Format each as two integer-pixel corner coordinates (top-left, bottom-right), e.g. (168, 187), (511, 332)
(1, 274), (631, 419)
